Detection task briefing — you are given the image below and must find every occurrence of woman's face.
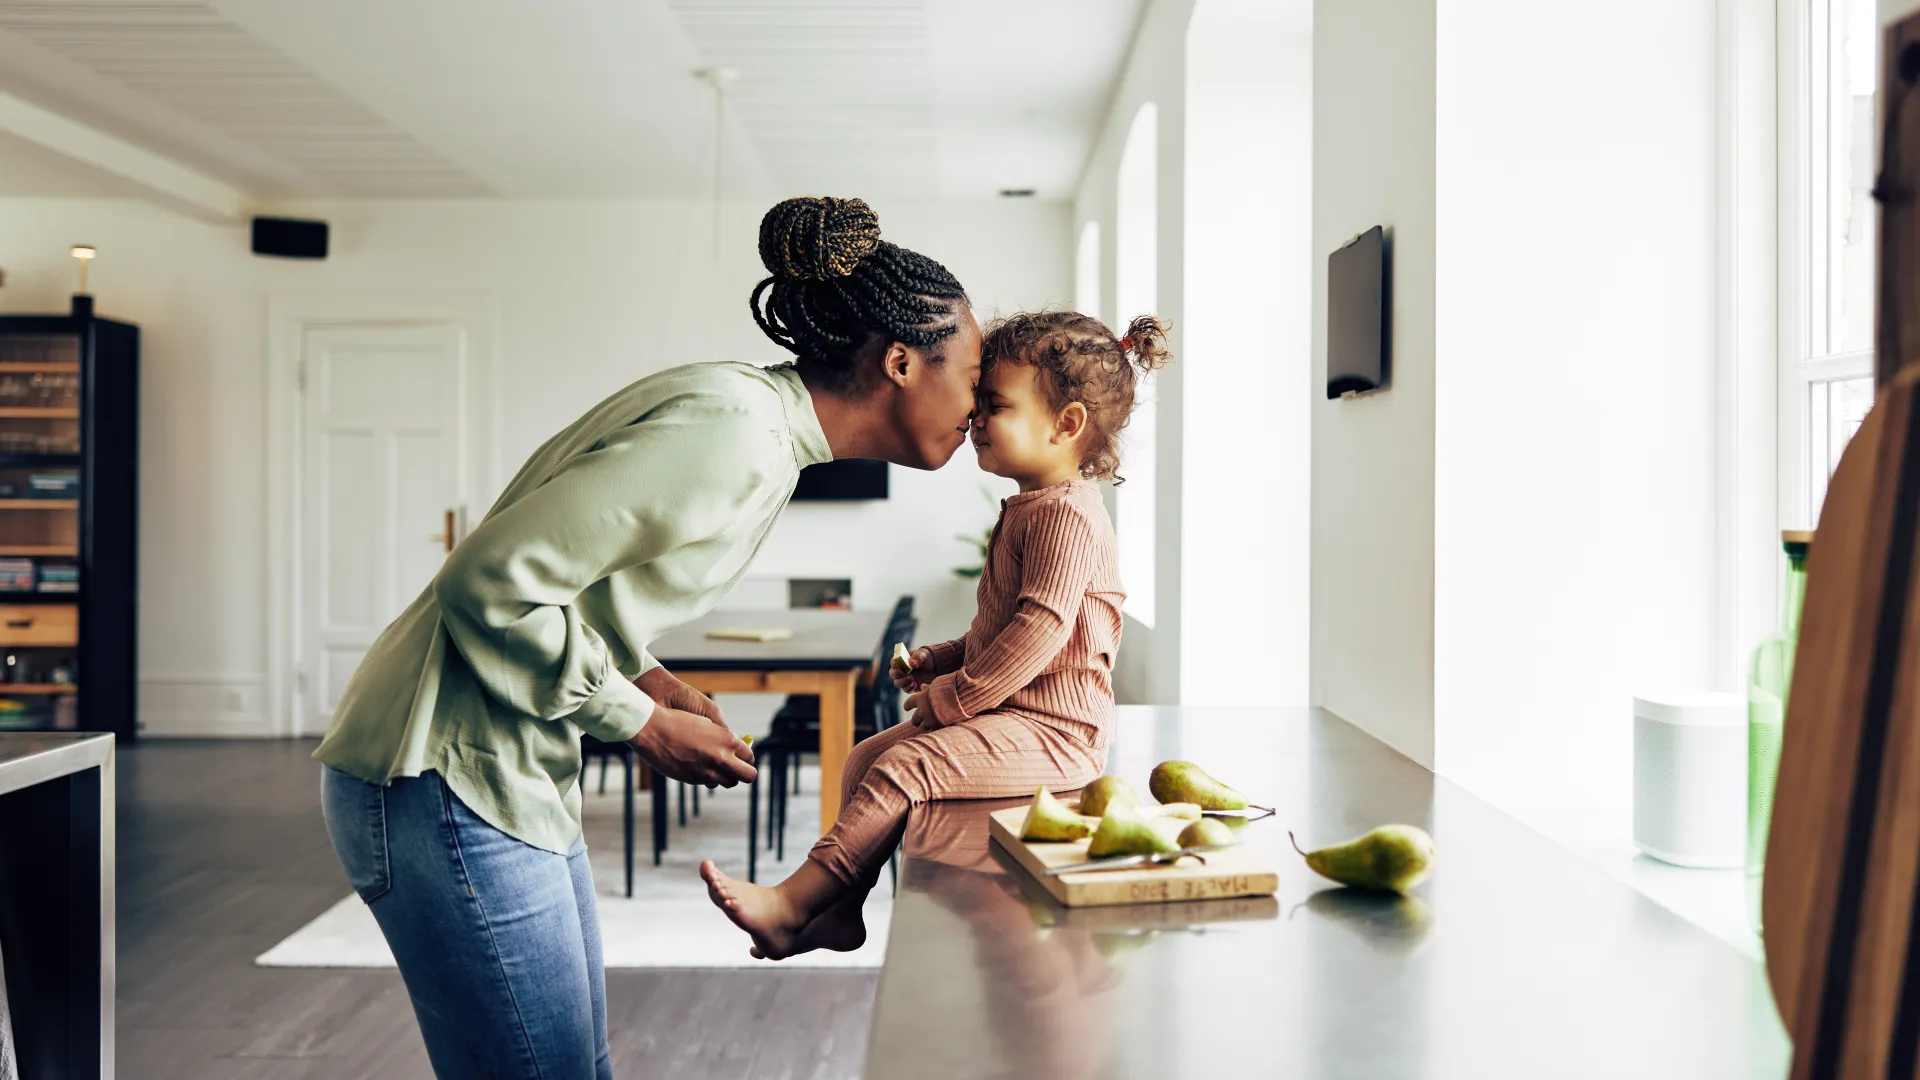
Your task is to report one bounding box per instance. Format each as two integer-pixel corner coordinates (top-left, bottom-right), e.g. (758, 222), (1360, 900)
(893, 308), (984, 469)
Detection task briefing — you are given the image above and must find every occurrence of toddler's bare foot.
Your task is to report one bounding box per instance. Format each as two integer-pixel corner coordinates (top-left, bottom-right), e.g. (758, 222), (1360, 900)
(700, 860), (809, 960)
(791, 891), (870, 955)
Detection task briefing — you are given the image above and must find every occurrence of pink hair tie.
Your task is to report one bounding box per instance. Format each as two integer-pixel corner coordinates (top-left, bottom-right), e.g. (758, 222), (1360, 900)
(1119, 335), (1137, 351)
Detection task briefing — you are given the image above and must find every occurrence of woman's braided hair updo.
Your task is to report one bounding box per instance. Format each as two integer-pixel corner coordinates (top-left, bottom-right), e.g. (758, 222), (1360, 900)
(751, 196), (970, 390)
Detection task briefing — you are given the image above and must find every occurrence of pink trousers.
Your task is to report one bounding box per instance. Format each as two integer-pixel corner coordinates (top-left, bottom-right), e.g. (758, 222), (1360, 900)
(806, 712), (1106, 887)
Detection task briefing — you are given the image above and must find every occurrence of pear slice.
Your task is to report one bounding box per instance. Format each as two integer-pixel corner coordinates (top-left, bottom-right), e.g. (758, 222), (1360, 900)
(1020, 786), (1093, 842)
(1156, 803), (1203, 821)
(1086, 802), (1181, 858)
(1291, 825), (1435, 893)
(1077, 775), (1139, 817)
(1177, 817), (1235, 849)
(890, 642), (913, 677)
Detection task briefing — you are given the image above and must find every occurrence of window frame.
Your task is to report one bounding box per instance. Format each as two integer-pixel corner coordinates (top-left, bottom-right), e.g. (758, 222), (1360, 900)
(1779, 0), (1876, 532)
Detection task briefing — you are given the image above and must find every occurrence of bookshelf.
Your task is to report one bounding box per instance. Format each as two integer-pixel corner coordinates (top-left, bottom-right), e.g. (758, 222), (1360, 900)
(0, 303), (137, 739)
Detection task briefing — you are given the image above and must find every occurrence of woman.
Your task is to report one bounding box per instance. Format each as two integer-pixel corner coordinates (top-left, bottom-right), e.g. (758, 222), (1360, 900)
(314, 196), (981, 1080)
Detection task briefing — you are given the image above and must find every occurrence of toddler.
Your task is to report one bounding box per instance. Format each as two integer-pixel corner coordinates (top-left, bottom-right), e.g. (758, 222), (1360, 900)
(703, 311), (1171, 959)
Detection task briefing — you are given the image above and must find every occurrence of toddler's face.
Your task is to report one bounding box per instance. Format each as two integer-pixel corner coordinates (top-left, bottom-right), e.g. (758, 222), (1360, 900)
(970, 361), (1073, 482)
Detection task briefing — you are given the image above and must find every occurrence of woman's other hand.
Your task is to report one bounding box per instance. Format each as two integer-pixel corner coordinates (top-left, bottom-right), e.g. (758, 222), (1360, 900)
(628, 705), (756, 787)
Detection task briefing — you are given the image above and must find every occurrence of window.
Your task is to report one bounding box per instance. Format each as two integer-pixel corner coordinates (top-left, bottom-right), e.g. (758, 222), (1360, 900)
(1116, 103), (1158, 626)
(1076, 220), (1102, 323)
(1790, 0), (1877, 525)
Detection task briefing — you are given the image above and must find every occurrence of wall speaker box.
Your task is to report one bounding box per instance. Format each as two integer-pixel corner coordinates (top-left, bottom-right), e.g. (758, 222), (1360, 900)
(1632, 692), (1746, 868)
(251, 217), (329, 259)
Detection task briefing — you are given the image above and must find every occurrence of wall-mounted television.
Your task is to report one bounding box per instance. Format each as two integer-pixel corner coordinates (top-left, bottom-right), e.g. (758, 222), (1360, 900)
(1327, 224), (1390, 398)
(794, 459), (888, 501)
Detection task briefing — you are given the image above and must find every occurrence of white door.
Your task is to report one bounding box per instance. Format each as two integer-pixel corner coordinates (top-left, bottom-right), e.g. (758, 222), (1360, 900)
(299, 323), (466, 735)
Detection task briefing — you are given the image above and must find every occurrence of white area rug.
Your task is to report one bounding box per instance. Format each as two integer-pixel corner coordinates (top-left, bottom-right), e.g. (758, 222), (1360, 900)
(258, 762), (891, 970)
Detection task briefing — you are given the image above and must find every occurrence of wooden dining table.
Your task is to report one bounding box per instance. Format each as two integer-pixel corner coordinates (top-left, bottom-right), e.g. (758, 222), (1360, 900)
(648, 607), (888, 831)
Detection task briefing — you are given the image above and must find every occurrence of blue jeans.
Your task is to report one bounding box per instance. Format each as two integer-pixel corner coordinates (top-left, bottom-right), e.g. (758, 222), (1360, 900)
(321, 767), (612, 1080)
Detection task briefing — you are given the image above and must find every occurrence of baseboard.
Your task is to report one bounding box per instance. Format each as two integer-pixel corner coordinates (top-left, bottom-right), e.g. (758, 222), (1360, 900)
(138, 674), (279, 738)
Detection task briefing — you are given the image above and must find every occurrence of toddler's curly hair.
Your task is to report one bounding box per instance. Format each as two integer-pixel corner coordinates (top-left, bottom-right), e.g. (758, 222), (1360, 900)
(980, 311), (1172, 483)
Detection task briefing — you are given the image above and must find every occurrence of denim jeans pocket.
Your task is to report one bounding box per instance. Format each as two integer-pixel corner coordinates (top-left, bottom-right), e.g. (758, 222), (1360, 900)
(321, 766), (393, 903)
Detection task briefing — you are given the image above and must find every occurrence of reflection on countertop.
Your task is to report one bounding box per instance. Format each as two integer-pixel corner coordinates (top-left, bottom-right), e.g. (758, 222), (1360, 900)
(865, 706), (1789, 1080)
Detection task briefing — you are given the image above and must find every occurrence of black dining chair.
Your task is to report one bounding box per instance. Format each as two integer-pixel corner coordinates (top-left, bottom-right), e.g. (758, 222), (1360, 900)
(746, 597), (916, 883)
(579, 734), (637, 897)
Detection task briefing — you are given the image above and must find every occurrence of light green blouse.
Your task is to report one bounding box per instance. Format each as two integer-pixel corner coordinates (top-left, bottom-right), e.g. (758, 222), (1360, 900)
(314, 362), (832, 854)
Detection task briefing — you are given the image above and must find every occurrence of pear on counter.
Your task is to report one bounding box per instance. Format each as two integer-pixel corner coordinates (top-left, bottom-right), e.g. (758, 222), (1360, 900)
(1076, 775), (1139, 817)
(1086, 802), (1181, 858)
(1156, 803), (1203, 821)
(1019, 786), (1093, 842)
(1149, 761), (1258, 812)
(890, 643), (913, 677)
(1177, 817), (1235, 849)
(1291, 825), (1434, 893)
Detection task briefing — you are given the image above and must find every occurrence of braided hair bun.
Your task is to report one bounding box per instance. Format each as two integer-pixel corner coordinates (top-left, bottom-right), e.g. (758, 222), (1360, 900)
(758, 197), (882, 281)
(751, 196), (970, 390)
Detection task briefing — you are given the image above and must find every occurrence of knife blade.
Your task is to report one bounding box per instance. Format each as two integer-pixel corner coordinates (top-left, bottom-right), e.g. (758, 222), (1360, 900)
(1043, 843), (1237, 876)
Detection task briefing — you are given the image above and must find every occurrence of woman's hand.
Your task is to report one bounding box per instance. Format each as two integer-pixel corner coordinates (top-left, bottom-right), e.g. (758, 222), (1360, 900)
(628, 705), (756, 787)
(637, 666), (727, 730)
(891, 647), (934, 692)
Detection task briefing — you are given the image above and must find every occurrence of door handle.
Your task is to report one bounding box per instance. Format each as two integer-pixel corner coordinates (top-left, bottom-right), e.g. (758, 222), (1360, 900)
(5, 619), (30, 629)
(433, 509), (454, 553)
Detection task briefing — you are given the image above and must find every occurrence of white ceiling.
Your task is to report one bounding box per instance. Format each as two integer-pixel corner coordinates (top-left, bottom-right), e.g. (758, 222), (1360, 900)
(0, 0), (1144, 202)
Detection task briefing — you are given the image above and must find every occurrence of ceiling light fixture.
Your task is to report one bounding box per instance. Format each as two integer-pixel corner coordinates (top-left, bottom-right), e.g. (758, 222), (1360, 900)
(998, 188), (1037, 198)
(695, 68), (739, 257)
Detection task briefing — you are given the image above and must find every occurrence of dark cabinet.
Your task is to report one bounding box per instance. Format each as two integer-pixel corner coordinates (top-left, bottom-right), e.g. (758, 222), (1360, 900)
(0, 309), (137, 740)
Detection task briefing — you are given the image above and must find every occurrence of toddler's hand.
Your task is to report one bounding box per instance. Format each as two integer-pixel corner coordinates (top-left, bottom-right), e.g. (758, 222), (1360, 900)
(904, 689), (940, 730)
(890, 647), (933, 691)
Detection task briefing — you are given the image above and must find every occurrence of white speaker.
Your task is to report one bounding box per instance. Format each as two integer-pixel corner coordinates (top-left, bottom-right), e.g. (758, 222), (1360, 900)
(1632, 692), (1747, 868)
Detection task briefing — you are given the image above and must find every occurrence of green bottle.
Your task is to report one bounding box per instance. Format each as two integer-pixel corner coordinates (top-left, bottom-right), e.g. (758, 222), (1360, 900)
(1747, 529), (1812, 935)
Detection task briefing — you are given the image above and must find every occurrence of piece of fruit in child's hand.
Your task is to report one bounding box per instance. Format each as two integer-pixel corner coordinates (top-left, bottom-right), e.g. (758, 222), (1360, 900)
(741, 734), (753, 746)
(891, 643), (913, 676)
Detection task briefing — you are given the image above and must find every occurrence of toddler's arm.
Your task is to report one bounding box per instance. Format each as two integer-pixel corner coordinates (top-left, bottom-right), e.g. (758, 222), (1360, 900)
(919, 638), (967, 677)
(919, 502), (1097, 727)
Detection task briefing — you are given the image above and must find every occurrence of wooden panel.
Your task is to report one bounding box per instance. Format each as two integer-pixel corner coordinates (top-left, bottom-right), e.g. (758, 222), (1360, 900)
(0, 685), (77, 696)
(0, 604), (77, 647)
(987, 807), (1279, 908)
(816, 669), (857, 828)
(0, 501), (76, 511)
(0, 363), (80, 375)
(0, 548), (77, 557)
(677, 671), (768, 694)
(0, 410), (78, 421)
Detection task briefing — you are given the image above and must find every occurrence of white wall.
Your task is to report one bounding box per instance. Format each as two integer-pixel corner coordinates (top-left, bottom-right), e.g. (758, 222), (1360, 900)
(1430, 0), (1723, 817)
(0, 195), (1067, 736)
(1308, 0), (1439, 764)
(1075, 0), (1194, 705)
(1181, 0), (1313, 706)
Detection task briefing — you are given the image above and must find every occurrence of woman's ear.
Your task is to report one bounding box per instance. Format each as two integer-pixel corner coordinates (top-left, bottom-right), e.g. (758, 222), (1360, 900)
(884, 342), (913, 387)
(1055, 401), (1090, 444)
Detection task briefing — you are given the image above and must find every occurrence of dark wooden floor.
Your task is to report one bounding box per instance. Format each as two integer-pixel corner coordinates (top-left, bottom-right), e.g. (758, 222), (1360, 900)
(117, 739), (877, 1079)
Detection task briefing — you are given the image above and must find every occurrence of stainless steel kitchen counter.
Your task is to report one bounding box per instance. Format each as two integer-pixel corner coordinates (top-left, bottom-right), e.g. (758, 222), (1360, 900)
(864, 707), (1789, 1079)
(0, 732), (114, 1080)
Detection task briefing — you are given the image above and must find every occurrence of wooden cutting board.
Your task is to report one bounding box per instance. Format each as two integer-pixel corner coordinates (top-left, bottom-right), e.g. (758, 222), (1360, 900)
(1763, 364), (1920, 1079)
(986, 806), (1279, 908)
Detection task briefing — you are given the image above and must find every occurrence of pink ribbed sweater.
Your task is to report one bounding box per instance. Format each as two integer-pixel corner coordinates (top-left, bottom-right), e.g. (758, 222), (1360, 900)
(922, 478), (1123, 743)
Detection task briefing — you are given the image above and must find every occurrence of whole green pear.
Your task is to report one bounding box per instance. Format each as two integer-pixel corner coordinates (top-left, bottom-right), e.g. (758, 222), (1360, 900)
(1086, 802), (1180, 858)
(1148, 761), (1250, 811)
(1077, 775), (1139, 817)
(1019, 786), (1093, 842)
(1291, 825), (1435, 893)
(1177, 817), (1235, 848)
